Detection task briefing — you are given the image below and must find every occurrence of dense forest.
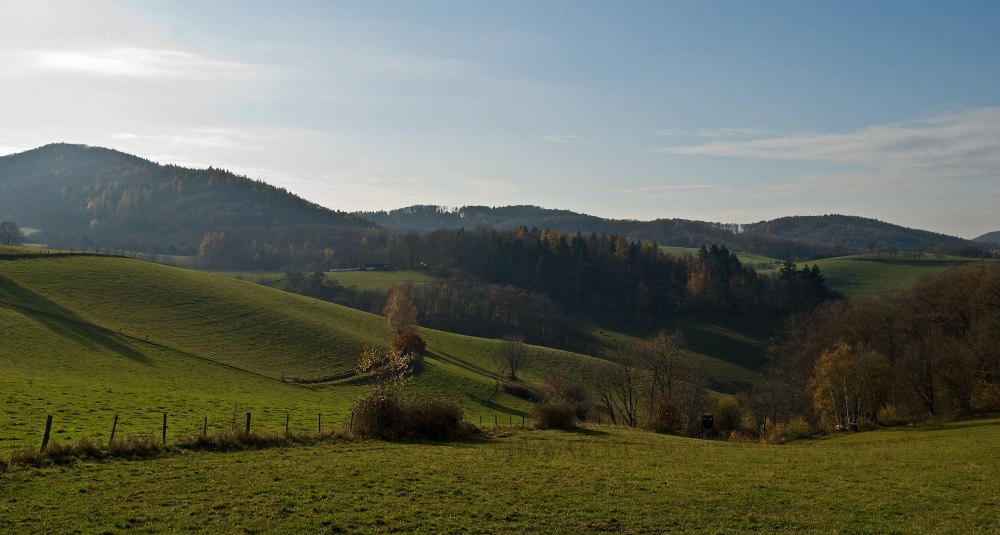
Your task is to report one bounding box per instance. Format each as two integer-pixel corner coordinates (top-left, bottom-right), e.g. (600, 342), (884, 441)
(256, 226), (839, 351)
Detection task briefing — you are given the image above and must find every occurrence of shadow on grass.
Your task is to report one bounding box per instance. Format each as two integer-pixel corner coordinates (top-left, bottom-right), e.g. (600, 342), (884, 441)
(466, 394), (528, 417)
(426, 350), (495, 378)
(0, 274), (151, 364)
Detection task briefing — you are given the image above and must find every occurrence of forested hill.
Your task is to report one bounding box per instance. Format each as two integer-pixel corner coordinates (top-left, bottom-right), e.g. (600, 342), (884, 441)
(0, 143), (370, 255)
(975, 231), (1000, 245)
(359, 205), (987, 260)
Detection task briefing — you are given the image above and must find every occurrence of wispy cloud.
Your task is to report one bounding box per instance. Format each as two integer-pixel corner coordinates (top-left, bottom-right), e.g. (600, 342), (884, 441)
(656, 108), (1000, 184)
(655, 127), (763, 138)
(29, 47), (259, 80)
(541, 134), (597, 144)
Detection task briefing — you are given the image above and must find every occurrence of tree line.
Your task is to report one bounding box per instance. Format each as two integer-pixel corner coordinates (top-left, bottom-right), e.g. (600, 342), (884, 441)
(749, 261), (1000, 430)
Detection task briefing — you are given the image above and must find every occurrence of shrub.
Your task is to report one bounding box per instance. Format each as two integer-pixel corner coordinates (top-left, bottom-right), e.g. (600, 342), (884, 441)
(352, 387), (474, 441)
(500, 381), (539, 402)
(392, 331), (426, 356)
(352, 386), (406, 440)
(532, 399), (577, 430)
(877, 403), (902, 427)
(761, 416), (813, 444)
(646, 395), (682, 434)
(401, 397), (472, 440)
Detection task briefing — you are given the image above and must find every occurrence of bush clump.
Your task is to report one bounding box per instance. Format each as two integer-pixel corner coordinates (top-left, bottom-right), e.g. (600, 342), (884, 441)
(532, 399), (577, 430)
(352, 387), (475, 441)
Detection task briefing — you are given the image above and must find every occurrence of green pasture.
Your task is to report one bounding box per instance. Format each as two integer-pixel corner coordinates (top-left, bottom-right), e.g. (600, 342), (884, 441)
(588, 313), (773, 389)
(0, 254), (605, 451)
(3, 418), (999, 533)
(218, 269), (440, 292)
(810, 254), (980, 298)
(659, 246), (781, 269)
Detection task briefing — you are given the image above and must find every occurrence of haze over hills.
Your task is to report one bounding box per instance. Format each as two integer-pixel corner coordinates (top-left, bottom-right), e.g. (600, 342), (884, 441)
(0, 143), (988, 261)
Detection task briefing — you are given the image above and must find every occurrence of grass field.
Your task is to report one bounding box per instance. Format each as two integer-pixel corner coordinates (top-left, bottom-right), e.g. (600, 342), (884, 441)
(2, 418), (998, 533)
(218, 269), (441, 292)
(809, 254), (983, 298)
(0, 253), (609, 452)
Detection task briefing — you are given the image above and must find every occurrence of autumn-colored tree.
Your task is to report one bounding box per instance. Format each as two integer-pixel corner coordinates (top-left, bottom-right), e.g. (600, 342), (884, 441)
(392, 331), (426, 356)
(383, 283), (418, 336)
(808, 340), (891, 430)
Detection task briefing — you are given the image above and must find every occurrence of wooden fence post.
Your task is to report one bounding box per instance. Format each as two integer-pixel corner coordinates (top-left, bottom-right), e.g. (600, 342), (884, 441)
(162, 413), (167, 445)
(318, 414), (322, 434)
(285, 414), (290, 437)
(245, 412), (251, 435)
(40, 415), (53, 452)
(109, 414), (119, 445)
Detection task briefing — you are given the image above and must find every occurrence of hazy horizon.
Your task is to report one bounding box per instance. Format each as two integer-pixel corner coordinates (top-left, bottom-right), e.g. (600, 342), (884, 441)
(1, 1), (997, 238)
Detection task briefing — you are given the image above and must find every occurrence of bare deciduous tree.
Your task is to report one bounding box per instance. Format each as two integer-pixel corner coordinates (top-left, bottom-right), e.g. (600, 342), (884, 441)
(0, 221), (25, 246)
(494, 333), (529, 380)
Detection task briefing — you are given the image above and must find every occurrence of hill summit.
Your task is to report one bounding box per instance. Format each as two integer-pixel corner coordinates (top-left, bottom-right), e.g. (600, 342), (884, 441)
(0, 143), (369, 255)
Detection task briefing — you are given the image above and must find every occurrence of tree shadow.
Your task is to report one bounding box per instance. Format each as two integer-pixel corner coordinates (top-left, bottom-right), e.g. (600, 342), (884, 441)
(0, 274), (152, 364)
(466, 394), (528, 417)
(426, 350), (495, 378)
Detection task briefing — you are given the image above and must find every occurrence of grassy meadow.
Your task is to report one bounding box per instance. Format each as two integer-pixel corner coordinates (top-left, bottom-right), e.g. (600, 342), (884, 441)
(0, 253), (610, 452)
(2, 419), (999, 533)
(218, 268), (441, 292)
(808, 253), (983, 298)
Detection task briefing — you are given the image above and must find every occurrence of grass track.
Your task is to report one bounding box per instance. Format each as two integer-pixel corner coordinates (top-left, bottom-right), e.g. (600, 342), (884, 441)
(2, 419), (999, 533)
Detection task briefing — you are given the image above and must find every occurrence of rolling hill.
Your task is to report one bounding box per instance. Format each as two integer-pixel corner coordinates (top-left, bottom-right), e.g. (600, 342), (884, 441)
(0, 143), (984, 264)
(0, 250), (619, 451)
(0, 143), (370, 255)
(359, 205), (987, 261)
(975, 230), (1000, 245)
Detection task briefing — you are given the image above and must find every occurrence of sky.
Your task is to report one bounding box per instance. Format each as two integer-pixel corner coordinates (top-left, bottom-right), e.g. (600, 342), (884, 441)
(0, 1), (997, 239)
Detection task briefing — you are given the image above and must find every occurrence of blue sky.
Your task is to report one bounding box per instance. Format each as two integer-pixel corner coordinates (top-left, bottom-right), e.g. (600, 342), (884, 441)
(1, 1), (997, 238)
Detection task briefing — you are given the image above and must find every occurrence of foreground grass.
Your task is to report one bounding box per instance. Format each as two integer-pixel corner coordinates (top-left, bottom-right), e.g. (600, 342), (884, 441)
(2, 419), (999, 533)
(0, 254), (598, 451)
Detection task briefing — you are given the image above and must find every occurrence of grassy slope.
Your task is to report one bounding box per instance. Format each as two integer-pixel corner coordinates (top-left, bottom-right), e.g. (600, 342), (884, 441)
(0, 254), (604, 451)
(2, 419), (998, 533)
(218, 269), (441, 292)
(809, 254), (982, 298)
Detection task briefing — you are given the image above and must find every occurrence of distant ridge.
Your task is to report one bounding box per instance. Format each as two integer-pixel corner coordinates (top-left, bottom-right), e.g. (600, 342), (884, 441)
(0, 143), (369, 255)
(358, 206), (987, 260)
(0, 144), (988, 261)
(975, 231), (1000, 244)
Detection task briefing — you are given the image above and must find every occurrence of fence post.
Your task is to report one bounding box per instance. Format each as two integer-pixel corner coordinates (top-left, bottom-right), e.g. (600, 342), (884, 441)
(318, 414), (322, 434)
(162, 413), (167, 445)
(349, 410), (354, 432)
(245, 412), (251, 435)
(285, 414), (290, 437)
(203, 416), (208, 437)
(40, 415), (53, 452)
(109, 414), (119, 445)
(494, 414), (497, 428)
